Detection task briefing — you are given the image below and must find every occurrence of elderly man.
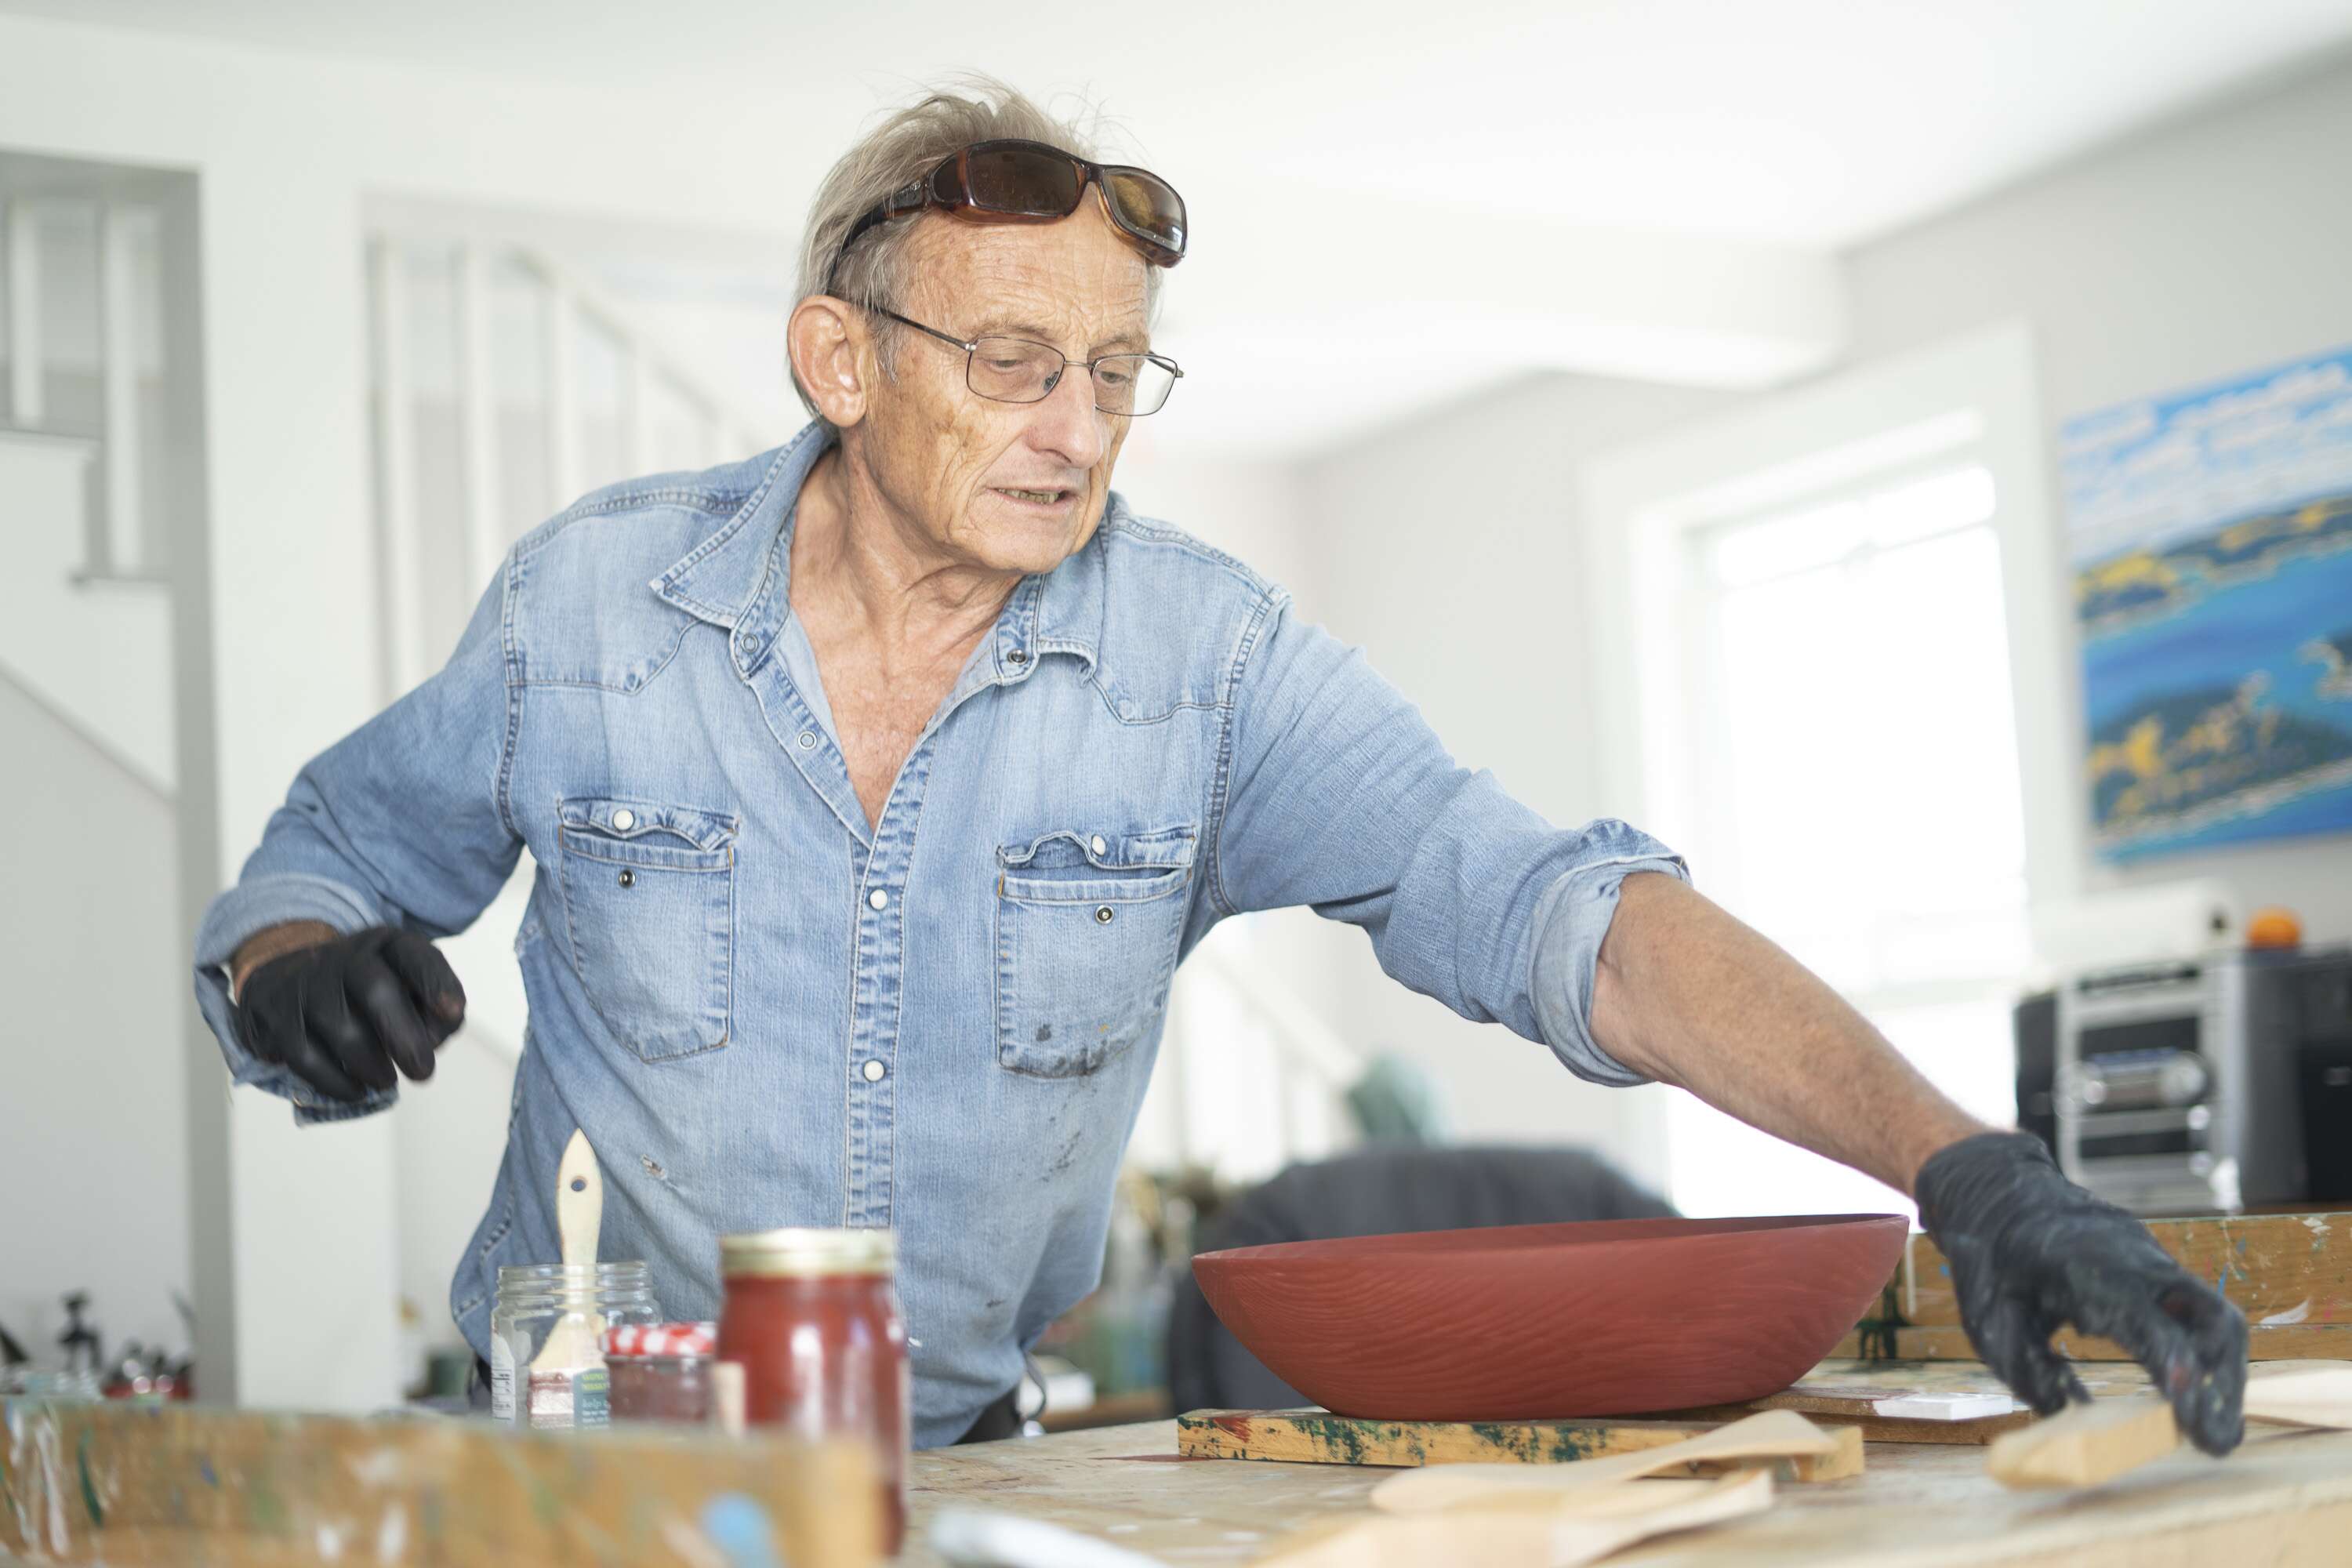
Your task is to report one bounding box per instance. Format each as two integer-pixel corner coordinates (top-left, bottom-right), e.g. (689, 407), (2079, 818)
(194, 83), (2245, 1450)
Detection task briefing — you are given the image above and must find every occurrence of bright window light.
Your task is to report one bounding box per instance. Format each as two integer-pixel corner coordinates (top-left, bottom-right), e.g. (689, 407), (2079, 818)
(1668, 456), (2028, 1220)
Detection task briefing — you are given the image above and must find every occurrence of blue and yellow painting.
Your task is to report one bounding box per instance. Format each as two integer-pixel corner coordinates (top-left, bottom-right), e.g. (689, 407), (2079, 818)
(2061, 347), (2352, 863)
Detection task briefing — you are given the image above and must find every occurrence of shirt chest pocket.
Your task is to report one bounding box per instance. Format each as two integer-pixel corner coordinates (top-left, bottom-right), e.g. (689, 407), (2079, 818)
(995, 826), (1196, 1079)
(556, 796), (737, 1062)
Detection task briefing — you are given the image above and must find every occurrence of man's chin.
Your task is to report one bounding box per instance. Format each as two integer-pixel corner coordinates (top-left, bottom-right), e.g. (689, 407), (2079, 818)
(967, 496), (1099, 573)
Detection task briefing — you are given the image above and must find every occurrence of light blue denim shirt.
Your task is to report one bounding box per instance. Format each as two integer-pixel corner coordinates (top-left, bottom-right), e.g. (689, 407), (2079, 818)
(192, 421), (1686, 1446)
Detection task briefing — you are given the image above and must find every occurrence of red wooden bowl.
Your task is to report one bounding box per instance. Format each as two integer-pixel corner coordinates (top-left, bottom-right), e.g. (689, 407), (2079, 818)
(1191, 1212), (1907, 1420)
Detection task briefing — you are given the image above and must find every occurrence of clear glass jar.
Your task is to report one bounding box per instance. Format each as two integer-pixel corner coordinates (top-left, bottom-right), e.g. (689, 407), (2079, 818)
(2, 1369), (104, 1401)
(489, 1261), (660, 1429)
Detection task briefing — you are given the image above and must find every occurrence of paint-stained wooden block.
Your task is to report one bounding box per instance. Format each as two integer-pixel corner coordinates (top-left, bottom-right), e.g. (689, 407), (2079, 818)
(0, 1398), (880, 1566)
(1829, 1323), (2352, 1361)
(1175, 1410), (1864, 1481)
(1843, 1211), (2352, 1361)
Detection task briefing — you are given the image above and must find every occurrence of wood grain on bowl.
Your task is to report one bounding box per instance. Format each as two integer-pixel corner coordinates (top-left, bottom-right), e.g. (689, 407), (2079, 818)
(1190, 1213), (1907, 1421)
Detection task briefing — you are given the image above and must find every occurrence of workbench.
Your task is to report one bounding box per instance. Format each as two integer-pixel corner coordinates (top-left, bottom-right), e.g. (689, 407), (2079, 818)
(10, 1361), (2351, 1564)
(907, 1411), (2352, 1566)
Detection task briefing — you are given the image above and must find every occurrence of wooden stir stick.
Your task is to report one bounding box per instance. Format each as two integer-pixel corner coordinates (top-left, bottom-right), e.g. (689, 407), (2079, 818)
(1255, 1468), (1774, 1568)
(1369, 1410), (1838, 1513)
(1988, 1361), (2352, 1490)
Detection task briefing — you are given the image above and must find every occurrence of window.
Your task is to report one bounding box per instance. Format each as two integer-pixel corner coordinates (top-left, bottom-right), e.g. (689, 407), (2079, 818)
(1672, 454), (2029, 1217)
(1584, 327), (2067, 1220)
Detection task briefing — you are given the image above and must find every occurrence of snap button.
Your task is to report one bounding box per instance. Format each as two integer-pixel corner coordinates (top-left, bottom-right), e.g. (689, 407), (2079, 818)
(611, 808), (636, 832)
(862, 1059), (886, 1083)
(1090, 835), (1108, 856)
(1007, 648), (1029, 665)
(797, 731), (818, 750)
(869, 888), (889, 910)
(618, 869), (635, 889)
(1094, 906), (1115, 924)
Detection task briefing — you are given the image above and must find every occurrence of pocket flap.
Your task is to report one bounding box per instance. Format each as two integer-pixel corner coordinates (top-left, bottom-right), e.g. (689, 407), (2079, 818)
(558, 796), (739, 853)
(1000, 825), (1198, 873)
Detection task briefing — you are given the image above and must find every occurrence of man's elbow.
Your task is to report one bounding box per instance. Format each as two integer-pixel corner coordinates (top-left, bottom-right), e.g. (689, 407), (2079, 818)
(1590, 871), (1692, 1088)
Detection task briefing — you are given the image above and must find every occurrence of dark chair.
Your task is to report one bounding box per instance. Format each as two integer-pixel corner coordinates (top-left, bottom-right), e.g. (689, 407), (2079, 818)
(1165, 1143), (1677, 1414)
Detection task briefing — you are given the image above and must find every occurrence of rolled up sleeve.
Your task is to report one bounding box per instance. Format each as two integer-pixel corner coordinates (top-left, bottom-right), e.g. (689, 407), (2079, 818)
(1527, 822), (1688, 1087)
(191, 570), (524, 1124)
(193, 873), (397, 1123)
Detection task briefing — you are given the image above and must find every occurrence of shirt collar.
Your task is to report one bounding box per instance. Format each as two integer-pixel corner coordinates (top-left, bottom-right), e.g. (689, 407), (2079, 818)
(652, 419), (1112, 684)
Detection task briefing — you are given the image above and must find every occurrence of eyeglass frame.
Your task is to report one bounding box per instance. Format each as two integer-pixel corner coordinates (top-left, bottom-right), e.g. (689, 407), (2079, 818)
(863, 303), (1184, 417)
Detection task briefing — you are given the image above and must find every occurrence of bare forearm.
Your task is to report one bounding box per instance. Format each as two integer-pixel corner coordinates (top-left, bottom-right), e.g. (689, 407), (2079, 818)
(1589, 873), (1984, 1196)
(229, 920), (338, 998)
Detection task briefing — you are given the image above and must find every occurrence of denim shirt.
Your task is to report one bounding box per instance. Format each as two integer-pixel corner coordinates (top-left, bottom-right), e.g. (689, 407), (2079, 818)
(192, 421), (1686, 1446)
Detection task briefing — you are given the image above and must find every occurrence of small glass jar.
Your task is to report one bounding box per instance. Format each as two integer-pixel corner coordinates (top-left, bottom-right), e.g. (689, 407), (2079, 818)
(718, 1228), (909, 1553)
(489, 1261), (660, 1429)
(604, 1321), (718, 1424)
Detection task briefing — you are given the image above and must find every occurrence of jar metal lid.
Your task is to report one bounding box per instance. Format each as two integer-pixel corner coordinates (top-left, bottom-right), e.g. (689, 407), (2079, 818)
(720, 1226), (896, 1278)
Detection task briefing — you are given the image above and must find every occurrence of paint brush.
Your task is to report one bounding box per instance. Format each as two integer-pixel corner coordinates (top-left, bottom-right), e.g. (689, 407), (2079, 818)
(526, 1128), (609, 1428)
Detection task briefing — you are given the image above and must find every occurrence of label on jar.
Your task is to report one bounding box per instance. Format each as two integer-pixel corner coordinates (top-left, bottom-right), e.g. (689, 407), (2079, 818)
(528, 1366), (610, 1430)
(572, 1367), (610, 1428)
(489, 1332), (515, 1423)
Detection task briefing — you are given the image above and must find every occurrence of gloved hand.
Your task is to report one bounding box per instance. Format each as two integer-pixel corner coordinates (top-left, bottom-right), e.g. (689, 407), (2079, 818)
(234, 927), (466, 1103)
(1915, 1130), (2246, 1454)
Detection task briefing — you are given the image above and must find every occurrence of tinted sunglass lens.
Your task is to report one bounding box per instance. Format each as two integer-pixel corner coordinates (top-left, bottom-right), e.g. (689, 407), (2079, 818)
(1105, 169), (1186, 257)
(966, 146), (1081, 216)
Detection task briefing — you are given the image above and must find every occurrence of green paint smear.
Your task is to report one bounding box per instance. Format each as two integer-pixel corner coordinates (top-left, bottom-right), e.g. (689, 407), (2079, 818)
(77, 1428), (105, 1529)
(248, 1471), (286, 1533)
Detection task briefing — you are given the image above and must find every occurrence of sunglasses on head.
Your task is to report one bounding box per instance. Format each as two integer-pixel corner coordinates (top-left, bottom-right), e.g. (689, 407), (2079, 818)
(829, 139), (1187, 293)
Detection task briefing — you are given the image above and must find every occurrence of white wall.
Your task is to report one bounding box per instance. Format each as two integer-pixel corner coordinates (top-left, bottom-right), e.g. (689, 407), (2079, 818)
(0, 11), (887, 1410)
(0, 670), (190, 1367)
(1290, 374), (1737, 1195)
(1281, 55), (2352, 1200)
(1832, 53), (2352, 942)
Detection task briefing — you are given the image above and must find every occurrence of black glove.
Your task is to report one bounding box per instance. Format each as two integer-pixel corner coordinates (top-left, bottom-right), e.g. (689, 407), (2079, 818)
(234, 927), (466, 1103)
(1915, 1130), (2246, 1454)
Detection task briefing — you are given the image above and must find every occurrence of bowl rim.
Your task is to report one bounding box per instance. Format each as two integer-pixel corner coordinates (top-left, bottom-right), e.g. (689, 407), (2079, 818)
(1192, 1210), (1908, 1269)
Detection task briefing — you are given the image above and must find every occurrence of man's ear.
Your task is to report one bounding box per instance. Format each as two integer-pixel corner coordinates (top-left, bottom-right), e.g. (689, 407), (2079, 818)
(788, 295), (869, 429)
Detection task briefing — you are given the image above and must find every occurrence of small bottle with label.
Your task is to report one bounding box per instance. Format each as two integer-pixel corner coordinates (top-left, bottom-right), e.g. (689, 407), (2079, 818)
(488, 1262), (659, 1428)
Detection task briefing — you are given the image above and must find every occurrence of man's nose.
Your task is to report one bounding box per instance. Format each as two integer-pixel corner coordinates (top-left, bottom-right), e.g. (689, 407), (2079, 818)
(1028, 361), (1109, 470)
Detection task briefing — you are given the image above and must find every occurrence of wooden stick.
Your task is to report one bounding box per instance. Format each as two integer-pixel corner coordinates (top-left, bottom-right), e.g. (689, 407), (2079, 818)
(1254, 1468), (1773, 1568)
(1987, 1396), (2180, 1490)
(2245, 1359), (2352, 1428)
(1370, 1410), (1841, 1512)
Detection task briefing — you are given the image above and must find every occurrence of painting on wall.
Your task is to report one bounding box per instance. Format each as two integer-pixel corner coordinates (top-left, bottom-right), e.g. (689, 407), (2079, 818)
(2060, 345), (2352, 864)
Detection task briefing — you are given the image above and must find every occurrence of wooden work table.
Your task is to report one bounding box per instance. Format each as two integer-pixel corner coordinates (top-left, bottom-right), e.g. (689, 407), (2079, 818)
(9, 1356), (2348, 1563)
(909, 1411), (2352, 1566)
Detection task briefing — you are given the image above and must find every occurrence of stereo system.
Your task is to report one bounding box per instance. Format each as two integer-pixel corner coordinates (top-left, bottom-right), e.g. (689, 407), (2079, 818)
(2014, 947), (2352, 1214)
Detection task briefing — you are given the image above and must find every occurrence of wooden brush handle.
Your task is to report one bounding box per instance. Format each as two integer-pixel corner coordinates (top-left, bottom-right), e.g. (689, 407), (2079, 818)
(555, 1128), (603, 1269)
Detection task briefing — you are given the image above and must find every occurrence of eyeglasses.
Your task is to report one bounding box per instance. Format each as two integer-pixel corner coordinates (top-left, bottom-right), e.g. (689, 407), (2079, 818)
(868, 305), (1183, 417)
(830, 139), (1187, 291)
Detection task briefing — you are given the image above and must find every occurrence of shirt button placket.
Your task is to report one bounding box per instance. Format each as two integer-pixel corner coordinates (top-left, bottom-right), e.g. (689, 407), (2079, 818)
(845, 738), (933, 1232)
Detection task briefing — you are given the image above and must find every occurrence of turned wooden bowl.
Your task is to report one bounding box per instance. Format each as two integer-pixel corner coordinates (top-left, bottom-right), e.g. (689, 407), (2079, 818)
(1191, 1212), (1907, 1420)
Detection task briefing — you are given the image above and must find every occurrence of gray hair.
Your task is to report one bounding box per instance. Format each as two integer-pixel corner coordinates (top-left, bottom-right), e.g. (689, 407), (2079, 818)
(789, 74), (1163, 426)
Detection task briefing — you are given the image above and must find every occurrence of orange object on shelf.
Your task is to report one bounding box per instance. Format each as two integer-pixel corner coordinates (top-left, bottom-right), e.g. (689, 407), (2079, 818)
(2247, 908), (2303, 949)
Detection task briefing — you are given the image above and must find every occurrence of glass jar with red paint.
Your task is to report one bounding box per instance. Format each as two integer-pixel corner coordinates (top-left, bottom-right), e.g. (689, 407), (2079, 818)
(717, 1228), (909, 1552)
(603, 1321), (719, 1424)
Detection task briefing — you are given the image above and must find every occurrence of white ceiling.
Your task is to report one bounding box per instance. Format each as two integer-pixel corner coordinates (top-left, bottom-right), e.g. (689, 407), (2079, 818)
(11, 0), (2352, 452)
